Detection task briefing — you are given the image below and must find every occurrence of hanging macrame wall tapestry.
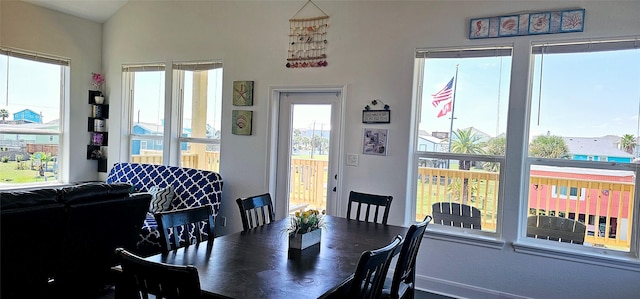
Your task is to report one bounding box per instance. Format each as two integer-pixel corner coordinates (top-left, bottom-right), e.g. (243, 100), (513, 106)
(286, 0), (329, 68)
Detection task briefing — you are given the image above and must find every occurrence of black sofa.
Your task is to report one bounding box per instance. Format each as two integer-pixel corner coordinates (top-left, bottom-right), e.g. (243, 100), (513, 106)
(0, 182), (151, 298)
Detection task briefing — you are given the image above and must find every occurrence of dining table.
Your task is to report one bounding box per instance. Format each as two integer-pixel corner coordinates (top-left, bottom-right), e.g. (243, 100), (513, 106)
(143, 215), (408, 299)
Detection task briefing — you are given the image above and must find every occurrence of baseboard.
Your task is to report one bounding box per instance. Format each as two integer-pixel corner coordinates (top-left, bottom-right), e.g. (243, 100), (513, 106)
(415, 274), (531, 299)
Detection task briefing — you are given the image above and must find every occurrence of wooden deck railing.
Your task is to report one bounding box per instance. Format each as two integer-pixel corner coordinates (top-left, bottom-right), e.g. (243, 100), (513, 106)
(131, 150), (220, 172)
(416, 167), (633, 251)
(132, 152), (633, 251)
(290, 158), (328, 211)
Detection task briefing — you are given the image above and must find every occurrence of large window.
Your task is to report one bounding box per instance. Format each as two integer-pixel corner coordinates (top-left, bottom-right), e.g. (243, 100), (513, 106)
(123, 64), (166, 165)
(0, 49), (68, 186)
(173, 62), (223, 172)
(413, 46), (512, 234)
(124, 62), (223, 171)
(412, 38), (640, 264)
(527, 39), (640, 252)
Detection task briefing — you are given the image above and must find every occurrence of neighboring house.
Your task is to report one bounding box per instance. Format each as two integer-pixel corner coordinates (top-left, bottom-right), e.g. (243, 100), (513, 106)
(12, 109), (42, 124)
(131, 123), (191, 155)
(417, 134), (444, 152)
(564, 137), (634, 163)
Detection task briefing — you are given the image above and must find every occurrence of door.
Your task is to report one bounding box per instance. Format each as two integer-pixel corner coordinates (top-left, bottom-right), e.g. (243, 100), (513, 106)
(274, 90), (342, 219)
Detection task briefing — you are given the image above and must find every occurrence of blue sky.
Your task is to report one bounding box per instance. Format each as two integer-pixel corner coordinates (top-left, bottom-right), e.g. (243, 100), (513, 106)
(420, 47), (640, 140)
(3, 48), (639, 139)
(0, 55), (61, 123)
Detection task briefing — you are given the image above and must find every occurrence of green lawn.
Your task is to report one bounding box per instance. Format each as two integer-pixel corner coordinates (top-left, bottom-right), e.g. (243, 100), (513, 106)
(0, 161), (56, 183)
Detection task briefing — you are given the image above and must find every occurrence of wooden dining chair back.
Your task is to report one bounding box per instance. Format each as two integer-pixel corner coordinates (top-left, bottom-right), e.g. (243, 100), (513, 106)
(527, 215), (586, 244)
(385, 215), (432, 299)
(236, 193), (276, 231)
(347, 235), (404, 299)
(155, 205), (215, 252)
(347, 191), (393, 225)
(115, 247), (202, 299)
(431, 202), (481, 230)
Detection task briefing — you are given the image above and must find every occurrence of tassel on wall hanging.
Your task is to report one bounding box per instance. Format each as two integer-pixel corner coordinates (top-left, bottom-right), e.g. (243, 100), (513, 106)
(286, 0), (329, 68)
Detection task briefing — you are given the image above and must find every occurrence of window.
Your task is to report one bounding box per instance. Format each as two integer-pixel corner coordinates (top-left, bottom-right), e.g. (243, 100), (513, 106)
(123, 62), (223, 170)
(123, 65), (165, 165)
(0, 48), (68, 186)
(173, 61), (223, 172)
(527, 39), (640, 253)
(413, 46), (512, 234)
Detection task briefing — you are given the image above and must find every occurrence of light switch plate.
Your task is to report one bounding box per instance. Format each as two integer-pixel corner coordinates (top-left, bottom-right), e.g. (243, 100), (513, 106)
(346, 154), (359, 166)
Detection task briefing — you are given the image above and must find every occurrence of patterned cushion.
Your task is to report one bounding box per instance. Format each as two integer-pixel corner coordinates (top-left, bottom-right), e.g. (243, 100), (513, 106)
(148, 186), (175, 213)
(106, 163), (223, 256)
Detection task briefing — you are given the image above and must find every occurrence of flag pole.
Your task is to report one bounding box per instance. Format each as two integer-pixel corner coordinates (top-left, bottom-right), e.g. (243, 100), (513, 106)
(447, 65), (460, 159)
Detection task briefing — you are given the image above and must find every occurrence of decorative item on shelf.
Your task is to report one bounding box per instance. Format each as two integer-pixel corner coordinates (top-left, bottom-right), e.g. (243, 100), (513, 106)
(91, 72), (105, 103)
(362, 99), (391, 123)
(286, 0), (329, 69)
(93, 119), (105, 132)
(286, 209), (326, 250)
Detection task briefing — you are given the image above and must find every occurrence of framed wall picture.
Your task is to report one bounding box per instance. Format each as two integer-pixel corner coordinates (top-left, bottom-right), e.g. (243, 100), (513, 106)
(233, 81), (254, 106)
(232, 110), (253, 135)
(362, 128), (388, 156)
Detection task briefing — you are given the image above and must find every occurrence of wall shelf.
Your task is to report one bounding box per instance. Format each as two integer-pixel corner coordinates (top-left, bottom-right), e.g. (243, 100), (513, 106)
(87, 90), (108, 172)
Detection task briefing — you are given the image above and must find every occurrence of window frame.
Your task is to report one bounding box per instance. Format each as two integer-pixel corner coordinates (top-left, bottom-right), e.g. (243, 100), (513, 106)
(410, 38), (640, 270)
(514, 37), (640, 270)
(123, 64), (167, 164)
(172, 61), (223, 171)
(411, 45), (513, 249)
(0, 48), (68, 187)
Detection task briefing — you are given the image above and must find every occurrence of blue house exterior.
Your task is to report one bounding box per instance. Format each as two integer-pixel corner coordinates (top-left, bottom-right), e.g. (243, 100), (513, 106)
(13, 109), (42, 123)
(564, 137), (634, 163)
(131, 123), (188, 155)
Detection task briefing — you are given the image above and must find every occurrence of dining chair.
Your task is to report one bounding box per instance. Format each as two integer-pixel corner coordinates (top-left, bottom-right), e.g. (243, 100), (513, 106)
(236, 193), (276, 231)
(527, 215), (586, 244)
(346, 235), (404, 299)
(114, 247), (203, 299)
(155, 205), (215, 252)
(382, 215), (432, 299)
(347, 191), (393, 225)
(431, 202), (481, 230)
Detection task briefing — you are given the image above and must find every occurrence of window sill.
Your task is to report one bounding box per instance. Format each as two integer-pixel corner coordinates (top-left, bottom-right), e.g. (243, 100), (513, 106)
(513, 240), (640, 272)
(0, 182), (70, 191)
(425, 227), (505, 250)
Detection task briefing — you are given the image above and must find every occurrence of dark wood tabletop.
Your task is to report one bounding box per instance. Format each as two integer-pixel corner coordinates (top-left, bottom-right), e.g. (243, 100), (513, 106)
(144, 215), (408, 299)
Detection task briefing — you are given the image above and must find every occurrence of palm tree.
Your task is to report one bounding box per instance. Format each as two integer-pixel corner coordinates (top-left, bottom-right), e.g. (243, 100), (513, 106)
(620, 134), (636, 155)
(0, 109), (8, 123)
(529, 135), (570, 158)
(482, 136), (505, 172)
(450, 128), (485, 204)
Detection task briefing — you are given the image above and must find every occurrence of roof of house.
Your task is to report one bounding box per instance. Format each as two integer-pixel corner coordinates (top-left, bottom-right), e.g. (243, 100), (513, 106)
(563, 137), (634, 158)
(418, 135), (445, 144)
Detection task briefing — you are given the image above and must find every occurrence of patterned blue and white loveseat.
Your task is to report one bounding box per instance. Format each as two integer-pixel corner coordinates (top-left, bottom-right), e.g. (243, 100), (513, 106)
(106, 162), (223, 256)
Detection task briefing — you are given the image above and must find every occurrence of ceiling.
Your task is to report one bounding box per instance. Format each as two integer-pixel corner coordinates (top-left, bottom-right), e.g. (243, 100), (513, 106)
(22, 0), (129, 23)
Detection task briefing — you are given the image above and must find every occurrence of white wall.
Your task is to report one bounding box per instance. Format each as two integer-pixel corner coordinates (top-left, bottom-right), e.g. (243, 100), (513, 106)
(1, 1), (103, 183)
(4, 1), (639, 297)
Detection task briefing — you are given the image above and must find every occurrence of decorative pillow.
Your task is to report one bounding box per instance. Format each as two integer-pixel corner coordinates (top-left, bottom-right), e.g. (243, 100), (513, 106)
(148, 186), (175, 213)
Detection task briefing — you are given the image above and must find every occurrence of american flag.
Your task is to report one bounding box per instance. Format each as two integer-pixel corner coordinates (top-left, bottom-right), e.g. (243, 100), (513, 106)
(431, 77), (454, 108)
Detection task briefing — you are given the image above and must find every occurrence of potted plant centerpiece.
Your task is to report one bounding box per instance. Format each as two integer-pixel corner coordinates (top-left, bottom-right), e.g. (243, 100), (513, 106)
(287, 209), (325, 250)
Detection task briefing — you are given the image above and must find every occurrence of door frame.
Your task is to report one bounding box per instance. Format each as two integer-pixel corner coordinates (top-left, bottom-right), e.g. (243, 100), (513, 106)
(267, 85), (347, 219)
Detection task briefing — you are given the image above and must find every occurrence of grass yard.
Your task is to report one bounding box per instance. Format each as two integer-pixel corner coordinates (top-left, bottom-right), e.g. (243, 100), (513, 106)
(0, 161), (57, 183)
